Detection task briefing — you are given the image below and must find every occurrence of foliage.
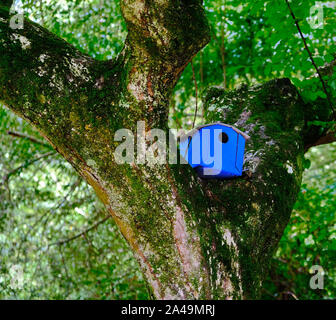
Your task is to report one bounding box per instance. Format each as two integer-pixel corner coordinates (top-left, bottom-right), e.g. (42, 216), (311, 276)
(0, 0), (335, 299)
(262, 143), (336, 299)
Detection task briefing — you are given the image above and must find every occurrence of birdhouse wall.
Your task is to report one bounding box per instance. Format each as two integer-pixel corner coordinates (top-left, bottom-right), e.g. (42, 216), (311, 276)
(179, 123), (248, 178)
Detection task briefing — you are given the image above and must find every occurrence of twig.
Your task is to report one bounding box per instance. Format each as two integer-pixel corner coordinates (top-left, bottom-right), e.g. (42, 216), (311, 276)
(183, 113), (202, 118)
(283, 291), (299, 300)
(171, 98), (183, 129)
(18, 178), (81, 260)
(2, 151), (55, 184)
(200, 51), (205, 119)
(39, 0), (45, 26)
(40, 179), (81, 236)
(7, 130), (52, 149)
(191, 59), (198, 129)
(58, 245), (70, 279)
(185, 59), (200, 153)
(49, 215), (111, 246)
(220, 21), (227, 89)
(285, 0), (336, 119)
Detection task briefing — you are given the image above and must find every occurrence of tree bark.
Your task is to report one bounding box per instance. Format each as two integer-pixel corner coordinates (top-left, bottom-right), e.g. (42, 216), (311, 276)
(0, 2), (334, 299)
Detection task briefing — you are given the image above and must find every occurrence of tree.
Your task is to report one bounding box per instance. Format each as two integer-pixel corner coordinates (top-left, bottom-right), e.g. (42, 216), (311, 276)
(0, 0), (335, 299)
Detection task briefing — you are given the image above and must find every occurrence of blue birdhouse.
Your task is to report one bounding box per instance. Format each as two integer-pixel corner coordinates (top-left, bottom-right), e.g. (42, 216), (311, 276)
(179, 122), (250, 178)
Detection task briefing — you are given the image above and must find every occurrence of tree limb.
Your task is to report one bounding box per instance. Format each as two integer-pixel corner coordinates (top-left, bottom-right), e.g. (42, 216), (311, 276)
(0, 5), (102, 154)
(118, 0), (210, 129)
(305, 129), (336, 150)
(121, 0), (210, 67)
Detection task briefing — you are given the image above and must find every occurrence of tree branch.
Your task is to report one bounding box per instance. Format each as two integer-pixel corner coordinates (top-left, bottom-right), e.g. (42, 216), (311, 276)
(119, 0), (210, 128)
(49, 215), (111, 246)
(285, 0), (335, 118)
(2, 151), (55, 185)
(301, 57), (336, 151)
(121, 0), (210, 67)
(0, 6), (103, 151)
(7, 130), (52, 149)
(305, 128), (336, 150)
(191, 59), (198, 128)
(0, 1), (13, 9)
(282, 1), (336, 151)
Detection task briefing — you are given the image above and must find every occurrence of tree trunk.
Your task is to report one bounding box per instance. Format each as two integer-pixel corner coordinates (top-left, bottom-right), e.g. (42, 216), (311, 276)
(0, 2), (335, 299)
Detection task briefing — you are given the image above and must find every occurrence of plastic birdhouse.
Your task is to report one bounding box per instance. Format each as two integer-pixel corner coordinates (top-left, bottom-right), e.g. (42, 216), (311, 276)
(179, 122), (250, 178)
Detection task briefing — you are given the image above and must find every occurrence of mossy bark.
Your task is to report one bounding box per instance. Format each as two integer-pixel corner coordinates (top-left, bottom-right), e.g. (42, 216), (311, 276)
(0, 2), (334, 299)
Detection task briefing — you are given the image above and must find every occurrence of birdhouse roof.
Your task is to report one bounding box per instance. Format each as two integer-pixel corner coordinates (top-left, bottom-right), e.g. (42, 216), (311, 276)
(180, 122), (250, 142)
